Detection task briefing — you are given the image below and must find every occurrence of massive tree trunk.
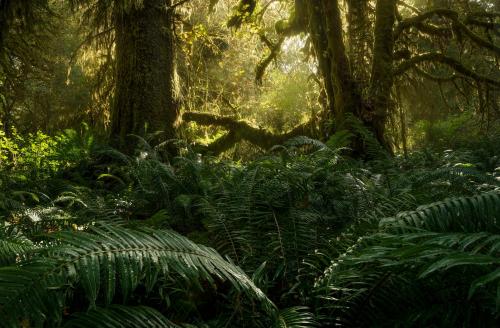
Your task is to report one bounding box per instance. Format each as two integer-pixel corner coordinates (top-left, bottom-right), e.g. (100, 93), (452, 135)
(111, 0), (179, 151)
(305, 0), (391, 153)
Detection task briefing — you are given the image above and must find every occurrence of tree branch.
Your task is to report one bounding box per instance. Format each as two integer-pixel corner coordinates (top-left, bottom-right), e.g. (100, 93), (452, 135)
(169, 0), (192, 10)
(255, 35), (284, 84)
(413, 67), (459, 82)
(394, 52), (500, 86)
(182, 112), (314, 153)
(395, 9), (500, 55)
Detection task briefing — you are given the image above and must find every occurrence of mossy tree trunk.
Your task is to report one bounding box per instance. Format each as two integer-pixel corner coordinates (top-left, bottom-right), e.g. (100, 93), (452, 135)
(111, 0), (179, 151)
(346, 0), (371, 86)
(305, 1), (363, 132)
(368, 0), (397, 149)
(305, 0), (395, 152)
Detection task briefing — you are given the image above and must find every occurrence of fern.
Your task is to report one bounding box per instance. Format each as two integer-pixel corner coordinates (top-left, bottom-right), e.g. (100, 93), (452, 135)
(0, 227), (34, 266)
(275, 306), (316, 328)
(64, 305), (180, 328)
(0, 223), (273, 327)
(381, 191), (500, 233)
(315, 191), (500, 327)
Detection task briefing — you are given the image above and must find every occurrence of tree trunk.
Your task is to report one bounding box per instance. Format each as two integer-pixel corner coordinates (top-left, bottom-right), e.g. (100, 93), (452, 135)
(305, 1), (363, 136)
(305, 1), (335, 120)
(346, 0), (371, 86)
(309, 0), (394, 153)
(111, 0), (179, 151)
(368, 0), (397, 150)
(322, 0), (363, 124)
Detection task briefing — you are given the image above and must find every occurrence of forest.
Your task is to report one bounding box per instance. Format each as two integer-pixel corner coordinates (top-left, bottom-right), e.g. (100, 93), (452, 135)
(0, 0), (499, 327)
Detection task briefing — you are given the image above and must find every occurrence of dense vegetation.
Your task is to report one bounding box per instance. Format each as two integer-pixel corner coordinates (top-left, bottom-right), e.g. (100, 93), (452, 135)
(1, 0), (499, 327)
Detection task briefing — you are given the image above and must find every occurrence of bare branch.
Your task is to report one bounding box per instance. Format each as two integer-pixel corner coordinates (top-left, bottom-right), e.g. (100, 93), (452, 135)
(255, 36), (284, 84)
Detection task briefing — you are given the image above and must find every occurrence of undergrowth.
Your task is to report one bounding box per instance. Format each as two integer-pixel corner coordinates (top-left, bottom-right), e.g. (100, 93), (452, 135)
(0, 129), (499, 327)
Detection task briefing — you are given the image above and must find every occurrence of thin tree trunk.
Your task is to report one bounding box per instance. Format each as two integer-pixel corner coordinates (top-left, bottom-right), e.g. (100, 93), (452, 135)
(305, 1), (335, 119)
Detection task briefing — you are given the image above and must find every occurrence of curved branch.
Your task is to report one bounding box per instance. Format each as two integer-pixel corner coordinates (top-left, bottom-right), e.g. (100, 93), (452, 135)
(452, 20), (500, 55)
(182, 112), (314, 153)
(395, 9), (500, 55)
(397, 1), (421, 15)
(255, 36), (284, 84)
(413, 67), (459, 82)
(395, 8), (458, 35)
(394, 53), (500, 86)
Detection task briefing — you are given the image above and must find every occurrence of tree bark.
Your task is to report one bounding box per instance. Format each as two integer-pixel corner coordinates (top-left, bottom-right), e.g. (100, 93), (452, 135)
(346, 0), (371, 85)
(304, 1), (335, 119)
(322, 0), (363, 124)
(304, 0), (364, 137)
(368, 0), (397, 149)
(111, 0), (179, 151)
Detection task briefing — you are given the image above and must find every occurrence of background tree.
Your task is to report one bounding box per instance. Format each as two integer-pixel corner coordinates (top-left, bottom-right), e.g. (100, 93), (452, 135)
(111, 0), (180, 150)
(67, 0), (181, 151)
(184, 0), (500, 155)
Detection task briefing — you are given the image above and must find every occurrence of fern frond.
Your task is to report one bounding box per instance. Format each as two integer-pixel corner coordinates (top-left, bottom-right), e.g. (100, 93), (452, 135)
(0, 224), (272, 326)
(380, 191), (500, 233)
(64, 305), (180, 328)
(275, 306), (316, 328)
(315, 191), (500, 327)
(0, 227), (34, 266)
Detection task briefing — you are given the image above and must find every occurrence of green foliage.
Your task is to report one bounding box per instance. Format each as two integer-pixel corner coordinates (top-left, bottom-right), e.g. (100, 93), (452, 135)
(410, 111), (500, 153)
(257, 69), (320, 132)
(315, 192), (500, 327)
(0, 129), (499, 326)
(64, 305), (180, 328)
(0, 223), (275, 327)
(0, 126), (93, 178)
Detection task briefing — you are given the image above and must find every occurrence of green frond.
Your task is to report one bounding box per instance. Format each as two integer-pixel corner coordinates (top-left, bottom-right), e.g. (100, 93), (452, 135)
(0, 227), (34, 266)
(0, 224), (272, 327)
(275, 306), (316, 328)
(64, 305), (180, 328)
(381, 191), (500, 233)
(284, 136), (329, 152)
(315, 191), (500, 327)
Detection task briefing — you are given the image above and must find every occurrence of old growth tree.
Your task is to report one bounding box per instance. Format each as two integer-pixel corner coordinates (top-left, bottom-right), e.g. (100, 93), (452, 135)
(2, 0), (500, 155)
(184, 0), (500, 154)
(64, 0), (181, 150)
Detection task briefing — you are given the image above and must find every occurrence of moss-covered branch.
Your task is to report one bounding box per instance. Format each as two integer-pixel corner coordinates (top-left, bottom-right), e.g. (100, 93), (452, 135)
(394, 52), (500, 86)
(395, 9), (500, 55)
(413, 67), (459, 82)
(255, 35), (284, 84)
(182, 112), (314, 153)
